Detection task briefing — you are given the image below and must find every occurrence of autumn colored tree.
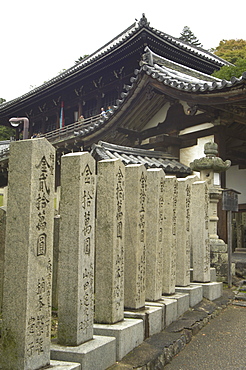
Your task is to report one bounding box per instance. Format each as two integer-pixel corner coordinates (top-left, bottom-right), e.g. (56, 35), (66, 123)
(212, 39), (246, 80)
(212, 39), (246, 64)
(179, 26), (203, 47)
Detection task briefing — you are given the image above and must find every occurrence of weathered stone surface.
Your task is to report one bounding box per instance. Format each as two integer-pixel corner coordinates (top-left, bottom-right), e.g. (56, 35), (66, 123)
(176, 175), (197, 287)
(0, 206), (6, 313)
(145, 168), (165, 301)
(95, 159), (125, 324)
(52, 215), (60, 310)
(162, 176), (177, 295)
(191, 181), (210, 282)
(124, 164), (147, 310)
(58, 152), (96, 345)
(0, 138), (55, 370)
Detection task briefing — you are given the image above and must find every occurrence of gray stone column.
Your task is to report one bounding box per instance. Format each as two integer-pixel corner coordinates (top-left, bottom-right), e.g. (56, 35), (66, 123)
(57, 152), (96, 346)
(191, 180), (210, 282)
(0, 138), (55, 370)
(0, 206), (6, 313)
(95, 158), (125, 324)
(176, 175), (198, 287)
(124, 164), (147, 309)
(162, 176), (178, 295)
(145, 168), (165, 301)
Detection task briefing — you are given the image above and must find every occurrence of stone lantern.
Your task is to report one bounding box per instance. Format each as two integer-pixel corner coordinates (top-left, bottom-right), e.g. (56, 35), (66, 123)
(190, 141), (231, 281)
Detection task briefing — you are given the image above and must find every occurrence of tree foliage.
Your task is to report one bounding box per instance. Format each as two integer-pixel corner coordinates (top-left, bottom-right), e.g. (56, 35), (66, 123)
(212, 58), (246, 80)
(212, 39), (246, 64)
(179, 26), (203, 47)
(0, 125), (15, 141)
(0, 98), (6, 105)
(212, 39), (246, 80)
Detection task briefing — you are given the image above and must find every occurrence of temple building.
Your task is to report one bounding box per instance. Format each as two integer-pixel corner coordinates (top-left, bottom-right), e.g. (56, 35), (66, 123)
(0, 14), (246, 247)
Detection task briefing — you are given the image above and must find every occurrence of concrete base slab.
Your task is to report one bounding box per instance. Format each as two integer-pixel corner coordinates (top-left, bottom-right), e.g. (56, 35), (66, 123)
(124, 305), (163, 339)
(175, 284), (203, 307)
(200, 282), (223, 300)
(164, 292), (189, 317)
(50, 360), (81, 369)
(157, 297), (178, 327)
(51, 335), (116, 370)
(93, 318), (144, 361)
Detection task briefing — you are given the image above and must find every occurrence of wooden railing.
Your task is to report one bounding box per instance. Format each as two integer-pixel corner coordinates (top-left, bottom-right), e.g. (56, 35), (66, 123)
(41, 114), (102, 143)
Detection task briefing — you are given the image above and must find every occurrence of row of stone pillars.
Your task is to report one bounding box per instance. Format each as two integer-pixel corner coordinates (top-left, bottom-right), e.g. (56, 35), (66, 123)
(0, 138), (229, 369)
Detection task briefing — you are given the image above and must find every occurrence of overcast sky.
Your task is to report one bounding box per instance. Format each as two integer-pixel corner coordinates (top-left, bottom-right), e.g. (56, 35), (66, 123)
(1, 0), (246, 102)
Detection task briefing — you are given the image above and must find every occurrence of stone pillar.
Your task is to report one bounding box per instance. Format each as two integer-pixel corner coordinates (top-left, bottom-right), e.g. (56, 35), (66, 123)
(191, 180), (210, 282)
(176, 175), (197, 287)
(145, 168), (165, 301)
(0, 138), (55, 370)
(190, 141), (231, 281)
(162, 176), (178, 295)
(0, 206), (6, 313)
(57, 152), (96, 346)
(95, 158), (125, 323)
(124, 164), (147, 309)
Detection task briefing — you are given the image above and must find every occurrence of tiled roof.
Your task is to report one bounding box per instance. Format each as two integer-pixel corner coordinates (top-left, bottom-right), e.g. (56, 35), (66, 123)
(0, 14), (229, 110)
(69, 48), (246, 142)
(91, 141), (192, 176)
(141, 47), (246, 92)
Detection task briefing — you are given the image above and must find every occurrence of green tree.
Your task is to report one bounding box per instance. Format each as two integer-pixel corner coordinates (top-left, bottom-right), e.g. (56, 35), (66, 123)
(212, 39), (246, 64)
(212, 58), (246, 80)
(0, 125), (15, 141)
(179, 26), (203, 47)
(0, 98), (6, 105)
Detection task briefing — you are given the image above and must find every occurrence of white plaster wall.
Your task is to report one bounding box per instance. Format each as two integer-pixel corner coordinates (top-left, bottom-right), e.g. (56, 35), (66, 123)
(180, 135), (214, 169)
(226, 165), (246, 204)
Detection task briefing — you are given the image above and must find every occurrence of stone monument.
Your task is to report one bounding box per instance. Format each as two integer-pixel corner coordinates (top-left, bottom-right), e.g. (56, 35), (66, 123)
(0, 138), (56, 369)
(176, 175), (198, 286)
(57, 152), (96, 345)
(124, 164), (147, 309)
(162, 176), (178, 295)
(0, 206), (6, 313)
(145, 168), (165, 301)
(95, 158), (125, 323)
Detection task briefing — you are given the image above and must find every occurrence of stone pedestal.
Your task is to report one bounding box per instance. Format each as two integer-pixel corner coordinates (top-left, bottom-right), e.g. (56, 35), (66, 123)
(95, 159), (125, 324)
(200, 282), (223, 300)
(51, 336), (116, 370)
(93, 318), (144, 360)
(175, 284), (203, 307)
(124, 164), (147, 310)
(0, 138), (55, 370)
(58, 152), (96, 346)
(164, 292), (190, 317)
(124, 305), (164, 338)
